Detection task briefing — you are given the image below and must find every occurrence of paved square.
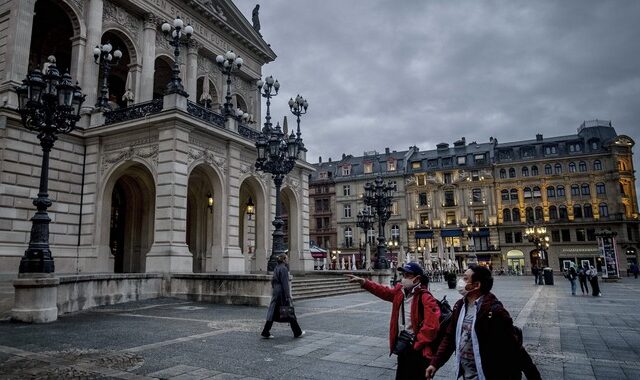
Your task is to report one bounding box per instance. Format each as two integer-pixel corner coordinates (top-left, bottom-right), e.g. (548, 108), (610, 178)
(1, 275), (640, 379)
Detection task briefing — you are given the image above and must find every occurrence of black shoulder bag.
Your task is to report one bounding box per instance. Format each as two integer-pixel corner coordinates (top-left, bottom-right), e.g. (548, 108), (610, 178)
(392, 292), (422, 355)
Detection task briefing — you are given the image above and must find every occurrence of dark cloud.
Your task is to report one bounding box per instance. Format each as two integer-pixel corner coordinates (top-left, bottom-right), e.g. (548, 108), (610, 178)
(235, 0), (639, 186)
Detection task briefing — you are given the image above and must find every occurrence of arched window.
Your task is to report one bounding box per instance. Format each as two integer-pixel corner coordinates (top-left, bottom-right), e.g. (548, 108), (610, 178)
(509, 168), (516, 178)
(512, 208), (521, 222)
(545, 164), (552, 175)
(525, 207), (534, 222)
(367, 228), (376, 244)
(569, 162), (576, 173)
(391, 225), (400, 240)
(571, 184), (580, 196)
(531, 166), (539, 176)
(599, 203), (609, 217)
(581, 183), (590, 196)
(593, 160), (602, 170)
(503, 209), (511, 222)
(584, 204), (593, 218)
(535, 206), (543, 221)
(510, 189), (518, 200)
(501, 189), (509, 201)
(533, 186), (541, 198)
(547, 186), (556, 198)
(596, 182), (606, 195)
(557, 185), (565, 197)
(499, 169), (506, 179)
(523, 187), (532, 199)
(522, 167), (529, 177)
(578, 161), (587, 172)
(559, 205), (568, 220)
(344, 227), (353, 248)
(573, 204), (583, 218)
(554, 163), (562, 174)
(549, 206), (558, 220)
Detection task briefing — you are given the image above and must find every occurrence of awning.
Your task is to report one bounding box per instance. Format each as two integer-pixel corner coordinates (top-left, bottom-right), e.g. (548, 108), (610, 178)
(310, 245), (327, 258)
(415, 230), (434, 239)
(440, 229), (463, 237)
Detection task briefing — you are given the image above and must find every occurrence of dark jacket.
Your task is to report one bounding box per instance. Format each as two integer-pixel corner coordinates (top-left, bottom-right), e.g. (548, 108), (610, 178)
(265, 263), (292, 322)
(431, 292), (540, 380)
(362, 280), (441, 359)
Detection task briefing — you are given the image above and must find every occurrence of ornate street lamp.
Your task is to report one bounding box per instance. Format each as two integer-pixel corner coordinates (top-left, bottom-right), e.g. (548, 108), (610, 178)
(256, 75), (279, 133)
(356, 209), (375, 269)
(254, 79), (306, 271)
(246, 197), (255, 220)
(524, 222), (550, 267)
(14, 56), (86, 273)
(215, 50), (246, 119)
(363, 175), (396, 269)
(465, 217), (479, 266)
(93, 42), (122, 109)
(288, 94), (308, 155)
(161, 16), (193, 96)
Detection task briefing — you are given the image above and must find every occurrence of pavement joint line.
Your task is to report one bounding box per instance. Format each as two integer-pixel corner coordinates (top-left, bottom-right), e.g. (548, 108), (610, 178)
(123, 328), (233, 353)
(115, 312), (219, 323)
(94, 301), (195, 312)
(296, 300), (382, 318)
(514, 285), (543, 326)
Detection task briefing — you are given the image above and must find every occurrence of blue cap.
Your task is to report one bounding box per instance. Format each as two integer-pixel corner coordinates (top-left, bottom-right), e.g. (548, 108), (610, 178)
(398, 262), (424, 276)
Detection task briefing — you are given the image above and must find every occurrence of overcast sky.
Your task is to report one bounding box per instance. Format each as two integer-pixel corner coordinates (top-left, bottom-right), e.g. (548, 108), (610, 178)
(234, 0), (639, 188)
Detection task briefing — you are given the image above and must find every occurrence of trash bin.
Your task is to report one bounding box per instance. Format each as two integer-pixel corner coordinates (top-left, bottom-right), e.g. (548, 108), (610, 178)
(543, 267), (554, 285)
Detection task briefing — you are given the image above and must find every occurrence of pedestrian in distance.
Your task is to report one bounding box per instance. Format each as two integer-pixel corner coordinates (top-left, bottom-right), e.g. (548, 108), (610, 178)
(587, 266), (602, 297)
(532, 266), (539, 285)
(565, 266), (578, 296)
(577, 265), (589, 295)
(261, 254), (305, 339)
(631, 263), (639, 279)
(425, 264), (541, 380)
(346, 262), (441, 380)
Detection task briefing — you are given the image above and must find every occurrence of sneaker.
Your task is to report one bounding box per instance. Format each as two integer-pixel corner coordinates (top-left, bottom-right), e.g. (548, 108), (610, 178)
(261, 334), (274, 339)
(294, 331), (306, 338)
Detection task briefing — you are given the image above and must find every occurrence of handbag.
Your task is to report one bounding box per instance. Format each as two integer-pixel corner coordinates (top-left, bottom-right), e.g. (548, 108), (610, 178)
(392, 293), (416, 355)
(278, 305), (296, 322)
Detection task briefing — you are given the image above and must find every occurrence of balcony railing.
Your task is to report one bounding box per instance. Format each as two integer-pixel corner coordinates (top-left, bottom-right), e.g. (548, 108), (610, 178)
(187, 101), (225, 128)
(237, 123), (261, 142)
(104, 99), (163, 125)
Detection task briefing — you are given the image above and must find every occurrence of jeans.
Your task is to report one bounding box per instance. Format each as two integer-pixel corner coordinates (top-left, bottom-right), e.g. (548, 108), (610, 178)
(569, 279), (577, 295)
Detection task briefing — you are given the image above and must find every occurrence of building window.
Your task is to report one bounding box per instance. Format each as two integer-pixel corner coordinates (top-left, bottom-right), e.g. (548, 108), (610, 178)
(343, 204), (351, 218)
(427, 159), (438, 168)
(472, 170), (480, 181)
(391, 225), (400, 240)
(561, 229), (571, 242)
(419, 192), (428, 206)
(533, 186), (541, 198)
(505, 232), (513, 243)
(344, 227), (353, 248)
(559, 205), (568, 220)
(525, 207), (534, 222)
(549, 206), (558, 220)
(571, 184), (580, 196)
(446, 211), (456, 225)
(581, 184), (590, 196)
(420, 213), (429, 225)
(545, 164), (552, 175)
(584, 203), (593, 218)
(501, 189), (509, 201)
(569, 143), (582, 153)
(363, 162), (372, 174)
(387, 160), (396, 171)
(531, 166), (539, 176)
(522, 167), (529, 177)
(545, 146), (557, 155)
(512, 208), (521, 222)
(576, 228), (586, 242)
(578, 161), (587, 172)
(500, 169), (506, 179)
(367, 228), (376, 244)
(569, 162), (576, 173)
(472, 188), (482, 202)
(547, 186), (556, 198)
(391, 202), (399, 215)
(343, 185), (351, 196)
(586, 228), (596, 241)
(411, 161), (421, 169)
(474, 154), (486, 164)
(509, 168), (516, 178)
(457, 156), (466, 165)
(444, 173), (452, 184)
(551, 230), (561, 242)
(510, 188), (518, 200)
(342, 165), (351, 175)
(514, 232), (523, 243)
(503, 209), (511, 222)
(554, 163), (562, 174)
(319, 172), (328, 179)
(443, 157), (452, 166)
(573, 204), (583, 218)
(535, 206), (543, 221)
(557, 185), (565, 197)
(524, 187), (532, 199)
(593, 160), (602, 170)
(596, 183), (606, 195)
(444, 190), (455, 207)
(599, 203), (609, 217)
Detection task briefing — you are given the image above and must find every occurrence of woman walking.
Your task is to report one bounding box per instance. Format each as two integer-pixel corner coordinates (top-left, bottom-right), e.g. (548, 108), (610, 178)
(578, 265), (589, 295)
(261, 254), (305, 338)
(587, 266), (602, 297)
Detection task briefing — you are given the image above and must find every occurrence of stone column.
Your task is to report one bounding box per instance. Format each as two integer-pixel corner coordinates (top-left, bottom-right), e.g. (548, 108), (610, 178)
(298, 167), (314, 272)
(140, 13), (157, 102)
(185, 42), (198, 99)
(69, 36), (86, 85)
(1, 0), (36, 107)
(221, 143), (246, 273)
(80, 0), (103, 112)
(146, 124), (193, 273)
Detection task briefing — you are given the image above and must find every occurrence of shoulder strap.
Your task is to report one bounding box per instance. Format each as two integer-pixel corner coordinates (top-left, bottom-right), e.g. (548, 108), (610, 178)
(400, 291), (406, 327)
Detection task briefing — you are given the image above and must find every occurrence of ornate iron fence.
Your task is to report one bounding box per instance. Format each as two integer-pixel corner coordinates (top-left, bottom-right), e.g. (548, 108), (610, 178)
(104, 99), (163, 125)
(187, 101), (225, 128)
(238, 123), (261, 141)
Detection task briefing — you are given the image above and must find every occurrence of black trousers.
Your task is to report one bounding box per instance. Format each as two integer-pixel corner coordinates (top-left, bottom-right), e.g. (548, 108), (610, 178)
(579, 278), (589, 294)
(396, 348), (429, 380)
(262, 319), (303, 337)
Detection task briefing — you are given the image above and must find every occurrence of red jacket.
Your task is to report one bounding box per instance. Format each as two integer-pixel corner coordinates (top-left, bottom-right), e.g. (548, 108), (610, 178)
(362, 280), (441, 359)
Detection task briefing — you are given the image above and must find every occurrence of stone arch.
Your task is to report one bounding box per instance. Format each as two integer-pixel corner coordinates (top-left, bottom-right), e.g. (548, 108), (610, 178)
(233, 93), (248, 113)
(196, 75), (220, 109)
(98, 160), (156, 273)
(152, 54), (174, 99)
(239, 175), (269, 272)
(100, 28), (139, 108)
(281, 185), (302, 270)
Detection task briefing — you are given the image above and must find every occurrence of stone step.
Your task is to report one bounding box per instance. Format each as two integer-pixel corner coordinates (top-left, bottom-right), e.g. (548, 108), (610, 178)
(293, 282), (361, 292)
(293, 288), (365, 300)
(292, 277), (364, 300)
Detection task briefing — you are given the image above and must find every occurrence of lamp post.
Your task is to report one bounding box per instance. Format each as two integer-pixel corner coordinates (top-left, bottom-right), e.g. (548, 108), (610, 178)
(246, 197), (255, 220)
(215, 50), (245, 118)
(465, 217), (479, 266)
(356, 209), (375, 269)
(207, 192), (213, 214)
(161, 16), (193, 96)
(14, 56), (86, 273)
(256, 75), (279, 133)
(288, 94), (308, 155)
(524, 222), (550, 268)
(363, 175), (396, 269)
(254, 79), (306, 271)
(93, 42), (122, 109)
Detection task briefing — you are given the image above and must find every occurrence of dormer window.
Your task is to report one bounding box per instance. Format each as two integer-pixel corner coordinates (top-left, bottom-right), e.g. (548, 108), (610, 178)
(411, 161), (421, 169)
(363, 162), (372, 174)
(521, 146), (535, 158)
(457, 156), (466, 165)
(342, 165), (351, 176)
(568, 143), (582, 153)
(544, 145), (557, 155)
(387, 159), (396, 171)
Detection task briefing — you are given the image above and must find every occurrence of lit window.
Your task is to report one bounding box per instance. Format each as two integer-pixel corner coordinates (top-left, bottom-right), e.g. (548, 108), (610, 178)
(363, 162), (372, 174)
(457, 156), (466, 165)
(411, 161), (421, 169)
(388, 160), (396, 171)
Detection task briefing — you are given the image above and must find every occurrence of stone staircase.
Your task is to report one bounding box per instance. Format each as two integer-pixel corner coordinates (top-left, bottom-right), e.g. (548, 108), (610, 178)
(292, 276), (365, 300)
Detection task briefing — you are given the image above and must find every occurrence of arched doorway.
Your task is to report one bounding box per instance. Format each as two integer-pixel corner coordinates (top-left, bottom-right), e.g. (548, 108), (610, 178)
(99, 30), (134, 109)
(152, 56), (173, 99)
(281, 186), (301, 270)
(506, 250), (524, 275)
(239, 176), (267, 272)
(107, 163), (155, 273)
(234, 94), (248, 113)
(196, 76), (219, 110)
(29, 0), (73, 72)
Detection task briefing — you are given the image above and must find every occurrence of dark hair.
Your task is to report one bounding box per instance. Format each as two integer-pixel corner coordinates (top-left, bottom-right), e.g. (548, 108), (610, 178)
(468, 264), (493, 294)
(418, 274), (429, 286)
(277, 254), (288, 263)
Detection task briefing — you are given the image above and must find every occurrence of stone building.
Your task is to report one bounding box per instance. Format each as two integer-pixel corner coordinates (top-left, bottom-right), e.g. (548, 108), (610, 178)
(0, 0), (314, 274)
(308, 158), (337, 266)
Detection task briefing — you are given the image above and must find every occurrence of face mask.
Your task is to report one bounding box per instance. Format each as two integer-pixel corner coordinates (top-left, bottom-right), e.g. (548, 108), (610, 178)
(401, 277), (417, 289)
(457, 278), (469, 296)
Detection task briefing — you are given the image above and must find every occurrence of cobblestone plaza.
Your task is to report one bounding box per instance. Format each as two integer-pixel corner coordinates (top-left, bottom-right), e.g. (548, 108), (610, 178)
(2, 276), (640, 379)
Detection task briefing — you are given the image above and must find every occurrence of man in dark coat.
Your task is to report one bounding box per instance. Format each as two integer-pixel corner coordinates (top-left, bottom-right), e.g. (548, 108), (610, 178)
(426, 265), (540, 380)
(261, 254), (304, 338)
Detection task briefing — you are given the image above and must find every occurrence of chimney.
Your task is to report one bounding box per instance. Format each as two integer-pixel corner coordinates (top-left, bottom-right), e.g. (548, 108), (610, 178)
(328, 157), (332, 163)
(319, 156), (322, 163)
(342, 153), (346, 159)
(536, 133), (543, 141)
(385, 147), (390, 154)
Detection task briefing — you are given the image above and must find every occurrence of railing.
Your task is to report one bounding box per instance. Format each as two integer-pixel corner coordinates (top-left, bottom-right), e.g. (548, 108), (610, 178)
(187, 101), (225, 128)
(104, 99), (163, 125)
(238, 123), (261, 142)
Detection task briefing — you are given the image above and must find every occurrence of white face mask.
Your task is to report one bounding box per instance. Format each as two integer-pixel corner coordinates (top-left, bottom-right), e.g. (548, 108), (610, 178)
(457, 278), (469, 296)
(401, 277), (417, 289)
